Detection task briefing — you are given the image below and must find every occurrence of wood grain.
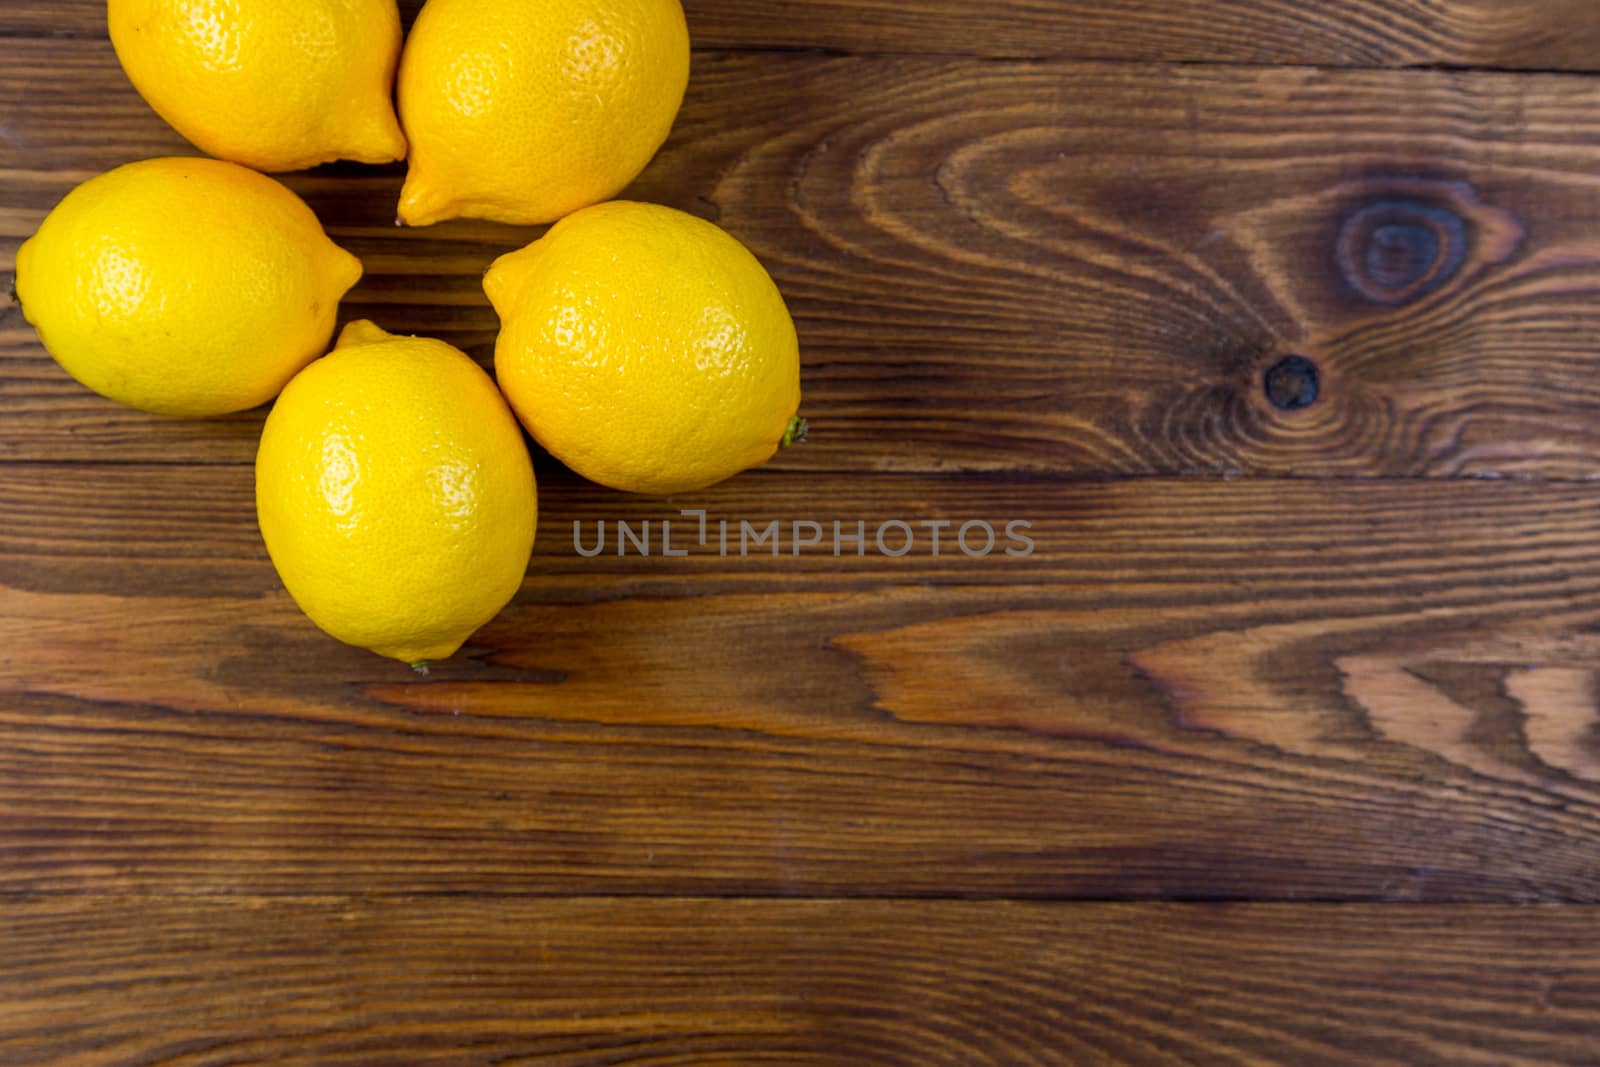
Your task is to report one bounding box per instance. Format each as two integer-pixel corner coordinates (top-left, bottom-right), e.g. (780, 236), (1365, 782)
(9, 0), (1600, 71)
(8, 0), (1600, 1060)
(9, 902), (1600, 1067)
(11, 43), (1600, 476)
(6, 465), (1600, 899)
(3, 897), (1598, 1066)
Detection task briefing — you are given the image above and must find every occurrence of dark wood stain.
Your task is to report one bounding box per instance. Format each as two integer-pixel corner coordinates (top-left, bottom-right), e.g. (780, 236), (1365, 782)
(5, 898), (1600, 1065)
(6, 0), (1600, 1061)
(14, 0), (1600, 69)
(12, 47), (1600, 476)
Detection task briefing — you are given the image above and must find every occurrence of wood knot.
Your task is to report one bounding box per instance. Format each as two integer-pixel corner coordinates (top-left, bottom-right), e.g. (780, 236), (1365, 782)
(1264, 355), (1319, 411)
(1333, 180), (1522, 307)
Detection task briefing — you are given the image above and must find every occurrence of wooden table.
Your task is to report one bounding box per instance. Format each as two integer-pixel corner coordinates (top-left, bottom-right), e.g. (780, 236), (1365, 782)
(6, 2), (1600, 1063)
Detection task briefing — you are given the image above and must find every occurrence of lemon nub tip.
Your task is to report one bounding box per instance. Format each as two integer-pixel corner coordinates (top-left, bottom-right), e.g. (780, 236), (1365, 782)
(482, 262), (512, 315)
(330, 248), (364, 293)
(336, 319), (394, 349)
(397, 175), (452, 229)
(351, 114), (408, 166)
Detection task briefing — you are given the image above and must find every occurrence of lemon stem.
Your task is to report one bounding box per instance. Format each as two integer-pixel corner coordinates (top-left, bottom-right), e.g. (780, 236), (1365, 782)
(411, 661), (431, 675)
(780, 415), (808, 449)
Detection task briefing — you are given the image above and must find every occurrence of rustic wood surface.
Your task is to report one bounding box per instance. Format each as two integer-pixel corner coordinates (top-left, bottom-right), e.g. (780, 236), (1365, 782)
(12, 0), (1600, 69)
(16, 42), (1600, 476)
(6, 899), (1600, 1066)
(5, 1), (1600, 1063)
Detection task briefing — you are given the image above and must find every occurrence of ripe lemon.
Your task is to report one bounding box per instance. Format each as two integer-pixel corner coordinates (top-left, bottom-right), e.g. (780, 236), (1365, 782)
(109, 0), (407, 172)
(256, 321), (537, 666)
(15, 157), (362, 417)
(397, 0), (690, 227)
(485, 201), (803, 496)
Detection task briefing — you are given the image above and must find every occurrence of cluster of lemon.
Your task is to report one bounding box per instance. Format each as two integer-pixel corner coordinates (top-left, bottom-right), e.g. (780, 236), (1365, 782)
(15, 0), (803, 667)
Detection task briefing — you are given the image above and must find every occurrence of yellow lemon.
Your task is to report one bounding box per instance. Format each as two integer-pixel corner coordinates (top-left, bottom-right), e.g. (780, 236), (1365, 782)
(256, 321), (537, 666)
(109, 0), (406, 172)
(15, 157), (362, 417)
(485, 201), (803, 496)
(396, 0), (690, 227)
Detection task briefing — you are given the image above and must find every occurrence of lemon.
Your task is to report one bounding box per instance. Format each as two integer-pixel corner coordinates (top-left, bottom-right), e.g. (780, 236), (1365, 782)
(15, 157), (362, 417)
(485, 201), (803, 496)
(256, 321), (537, 666)
(396, 0), (690, 227)
(109, 0), (407, 172)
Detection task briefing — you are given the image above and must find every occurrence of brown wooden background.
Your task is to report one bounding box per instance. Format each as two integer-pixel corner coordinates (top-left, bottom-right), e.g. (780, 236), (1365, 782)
(6, 2), (1600, 1063)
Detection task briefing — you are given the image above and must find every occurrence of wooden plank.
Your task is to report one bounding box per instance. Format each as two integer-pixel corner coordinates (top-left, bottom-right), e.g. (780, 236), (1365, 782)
(2, 897), (1598, 1066)
(9, 43), (1600, 476)
(7, 465), (1600, 899)
(8, 0), (1600, 71)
